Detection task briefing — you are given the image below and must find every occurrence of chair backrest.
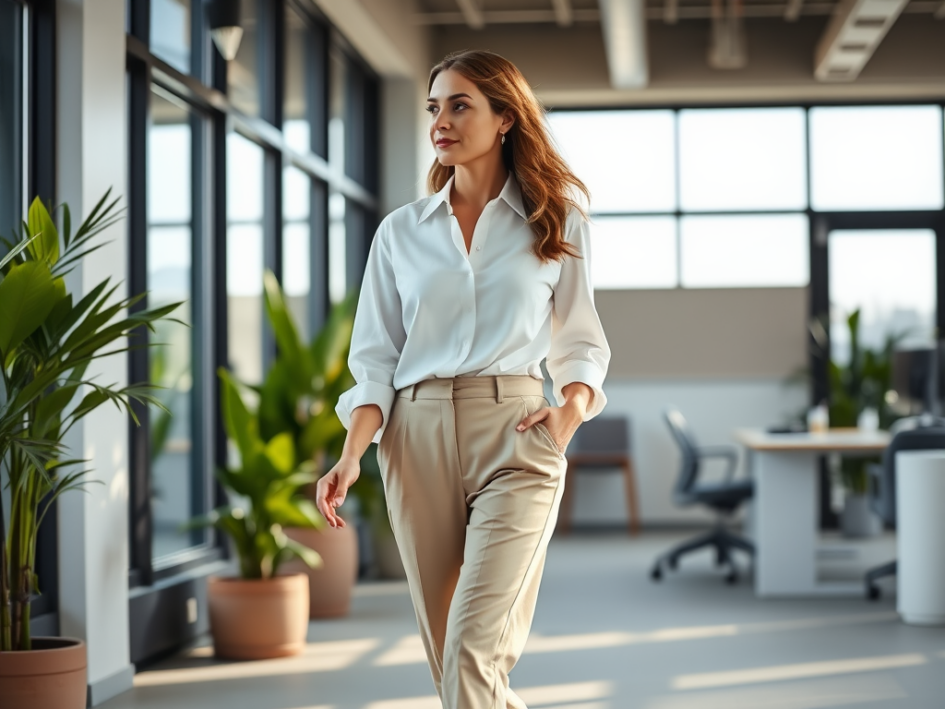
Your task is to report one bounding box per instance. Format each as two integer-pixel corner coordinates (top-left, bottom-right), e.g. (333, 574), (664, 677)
(874, 425), (945, 524)
(663, 408), (701, 498)
(571, 416), (630, 456)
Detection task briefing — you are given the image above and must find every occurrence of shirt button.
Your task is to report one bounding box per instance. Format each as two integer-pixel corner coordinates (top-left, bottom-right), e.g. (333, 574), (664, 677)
(475, 246), (481, 251)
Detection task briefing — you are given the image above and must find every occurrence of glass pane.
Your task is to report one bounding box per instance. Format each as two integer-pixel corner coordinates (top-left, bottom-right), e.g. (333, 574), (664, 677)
(829, 230), (937, 365)
(228, 0), (259, 117)
(680, 214), (809, 288)
(679, 108), (807, 211)
(0, 0), (22, 238)
(227, 133), (265, 383)
(148, 89), (201, 559)
(589, 216), (678, 289)
(283, 166), (310, 340)
(810, 106), (945, 211)
(328, 191), (346, 304)
(284, 5), (309, 153)
(547, 110), (676, 213)
(150, 0), (190, 74)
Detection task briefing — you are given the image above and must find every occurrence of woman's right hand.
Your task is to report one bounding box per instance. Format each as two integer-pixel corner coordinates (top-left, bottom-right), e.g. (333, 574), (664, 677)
(315, 456), (361, 529)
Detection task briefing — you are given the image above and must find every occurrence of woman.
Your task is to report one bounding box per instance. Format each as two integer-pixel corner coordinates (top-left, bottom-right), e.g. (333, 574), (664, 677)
(316, 50), (611, 709)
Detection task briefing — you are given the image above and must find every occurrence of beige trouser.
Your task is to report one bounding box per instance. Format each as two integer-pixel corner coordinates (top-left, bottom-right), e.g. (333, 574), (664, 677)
(377, 375), (567, 709)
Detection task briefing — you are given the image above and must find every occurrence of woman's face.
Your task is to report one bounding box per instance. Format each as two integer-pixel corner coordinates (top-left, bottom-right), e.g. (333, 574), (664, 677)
(427, 69), (511, 167)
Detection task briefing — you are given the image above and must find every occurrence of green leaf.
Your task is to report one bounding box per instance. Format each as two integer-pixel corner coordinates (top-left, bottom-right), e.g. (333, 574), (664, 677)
(263, 432), (296, 475)
(282, 536), (322, 570)
(0, 233), (38, 272)
(0, 261), (63, 355)
(27, 197), (60, 264)
(263, 270), (305, 376)
(33, 384), (80, 438)
(218, 368), (259, 462)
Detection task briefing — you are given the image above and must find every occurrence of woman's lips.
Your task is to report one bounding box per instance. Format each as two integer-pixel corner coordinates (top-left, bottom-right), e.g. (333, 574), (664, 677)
(436, 138), (457, 148)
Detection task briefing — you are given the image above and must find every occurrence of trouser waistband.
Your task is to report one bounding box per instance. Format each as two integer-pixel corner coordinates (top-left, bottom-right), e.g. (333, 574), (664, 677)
(396, 375), (544, 403)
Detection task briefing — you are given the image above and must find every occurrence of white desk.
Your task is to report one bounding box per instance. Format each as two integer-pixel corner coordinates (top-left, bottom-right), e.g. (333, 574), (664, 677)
(734, 428), (890, 598)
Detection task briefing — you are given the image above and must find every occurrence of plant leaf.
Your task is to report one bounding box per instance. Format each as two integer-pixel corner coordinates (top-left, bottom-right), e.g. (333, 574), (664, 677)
(0, 261), (63, 355)
(26, 197), (60, 264)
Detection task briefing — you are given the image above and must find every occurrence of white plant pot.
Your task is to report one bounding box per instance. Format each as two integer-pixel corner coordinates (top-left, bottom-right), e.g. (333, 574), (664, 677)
(841, 494), (881, 538)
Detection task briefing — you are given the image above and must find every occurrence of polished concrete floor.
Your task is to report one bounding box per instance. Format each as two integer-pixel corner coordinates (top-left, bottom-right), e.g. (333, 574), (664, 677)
(101, 531), (945, 709)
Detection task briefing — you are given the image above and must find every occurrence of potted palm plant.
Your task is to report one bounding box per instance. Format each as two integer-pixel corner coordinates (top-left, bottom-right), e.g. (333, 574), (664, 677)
(0, 193), (179, 709)
(256, 271), (363, 616)
(189, 368), (324, 659)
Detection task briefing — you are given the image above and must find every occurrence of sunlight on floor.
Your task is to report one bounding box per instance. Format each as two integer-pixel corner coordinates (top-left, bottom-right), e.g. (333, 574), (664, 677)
(363, 681), (614, 709)
(645, 674), (907, 709)
(133, 639), (381, 687)
(373, 612), (897, 667)
(672, 653), (927, 690)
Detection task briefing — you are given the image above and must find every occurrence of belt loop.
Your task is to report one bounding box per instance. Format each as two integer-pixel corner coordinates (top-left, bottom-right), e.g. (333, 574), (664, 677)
(410, 383), (418, 401)
(495, 377), (504, 404)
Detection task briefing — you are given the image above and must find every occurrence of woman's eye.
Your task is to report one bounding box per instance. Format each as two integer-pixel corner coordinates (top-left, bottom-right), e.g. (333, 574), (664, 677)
(454, 103), (468, 111)
(425, 105), (438, 114)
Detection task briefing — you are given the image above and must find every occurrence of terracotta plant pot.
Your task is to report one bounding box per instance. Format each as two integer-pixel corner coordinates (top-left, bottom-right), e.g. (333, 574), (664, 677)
(207, 573), (309, 659)
(282, 523), (358, 618)
(0, 637), (87, 709)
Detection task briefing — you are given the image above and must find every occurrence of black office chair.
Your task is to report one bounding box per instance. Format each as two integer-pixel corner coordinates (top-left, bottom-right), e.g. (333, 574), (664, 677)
(865, 425), (945, 600)
(651, 409), (755, 584)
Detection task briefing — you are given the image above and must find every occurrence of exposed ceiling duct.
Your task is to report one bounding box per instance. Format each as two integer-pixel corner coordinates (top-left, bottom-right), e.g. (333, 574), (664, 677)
(598, 0), (649, 88)
(708, 0), (748, 69)
(814, 0), (909, 81)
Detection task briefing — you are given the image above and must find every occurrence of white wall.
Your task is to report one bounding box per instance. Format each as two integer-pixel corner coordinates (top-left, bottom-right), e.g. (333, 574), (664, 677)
(56, 0), (134, 705)
(570, 377), (808, 526)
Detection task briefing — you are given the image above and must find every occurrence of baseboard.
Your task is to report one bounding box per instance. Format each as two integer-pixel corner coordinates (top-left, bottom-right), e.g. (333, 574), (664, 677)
(87, 664), (135, 707)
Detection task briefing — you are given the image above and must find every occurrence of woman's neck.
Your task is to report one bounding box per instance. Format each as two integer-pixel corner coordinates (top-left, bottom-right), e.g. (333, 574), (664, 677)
(451, 156), (508, 211)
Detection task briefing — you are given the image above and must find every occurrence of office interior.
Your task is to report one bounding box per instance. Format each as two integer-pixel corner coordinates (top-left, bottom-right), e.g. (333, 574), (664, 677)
(1, 0), (944, 707)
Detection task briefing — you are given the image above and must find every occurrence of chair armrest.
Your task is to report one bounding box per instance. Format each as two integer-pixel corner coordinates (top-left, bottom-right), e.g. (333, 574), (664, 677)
(696, 445), (739, 481)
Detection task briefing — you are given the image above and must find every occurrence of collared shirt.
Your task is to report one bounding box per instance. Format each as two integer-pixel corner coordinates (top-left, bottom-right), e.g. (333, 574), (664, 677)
(336, 174), (611, 443)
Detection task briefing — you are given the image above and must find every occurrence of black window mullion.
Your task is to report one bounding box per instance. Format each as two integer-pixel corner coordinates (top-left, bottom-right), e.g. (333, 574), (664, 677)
(127, 53), (154, 588)
(310, 178), (329, 333)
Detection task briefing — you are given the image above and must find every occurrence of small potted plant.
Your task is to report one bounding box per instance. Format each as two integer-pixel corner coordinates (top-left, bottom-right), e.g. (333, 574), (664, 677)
(0, 194), (179, 709)
(827, 309), (902, 537)
(253, 272), (364, 616)
(189, 368), (323, 659)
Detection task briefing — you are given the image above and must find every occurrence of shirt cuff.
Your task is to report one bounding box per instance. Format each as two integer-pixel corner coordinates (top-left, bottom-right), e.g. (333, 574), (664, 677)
(336, 381), (396, 444)
(551, 361), (608, 421)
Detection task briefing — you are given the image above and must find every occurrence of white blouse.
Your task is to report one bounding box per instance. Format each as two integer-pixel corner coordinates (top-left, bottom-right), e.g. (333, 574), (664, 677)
(336, 174), (611, 443)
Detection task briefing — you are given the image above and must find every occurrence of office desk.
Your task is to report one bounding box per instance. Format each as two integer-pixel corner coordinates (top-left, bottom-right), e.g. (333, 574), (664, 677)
(734, 428), (891, 598)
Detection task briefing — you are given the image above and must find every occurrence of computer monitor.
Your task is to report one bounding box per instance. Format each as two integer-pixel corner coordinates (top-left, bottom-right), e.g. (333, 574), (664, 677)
(891, 347), (938, 416)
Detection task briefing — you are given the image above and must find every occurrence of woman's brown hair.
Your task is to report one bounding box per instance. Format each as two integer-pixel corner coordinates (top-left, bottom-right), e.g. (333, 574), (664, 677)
(427, 50), (588, 263)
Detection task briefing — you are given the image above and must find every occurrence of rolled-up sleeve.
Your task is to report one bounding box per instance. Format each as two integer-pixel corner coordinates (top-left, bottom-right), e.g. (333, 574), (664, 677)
(546, 213), (611, 420)
(336, 220), (406, 443)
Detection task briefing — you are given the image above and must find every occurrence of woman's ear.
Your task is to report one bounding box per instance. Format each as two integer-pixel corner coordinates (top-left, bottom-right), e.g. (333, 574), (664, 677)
(501, 110), (516, 136)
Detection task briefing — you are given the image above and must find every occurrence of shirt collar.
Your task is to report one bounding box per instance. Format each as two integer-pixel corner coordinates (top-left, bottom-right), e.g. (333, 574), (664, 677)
(417, 173), (528, 224)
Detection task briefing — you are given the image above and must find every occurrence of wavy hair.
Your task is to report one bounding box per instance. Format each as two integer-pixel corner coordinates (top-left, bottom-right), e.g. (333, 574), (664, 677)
(427, 50), (588, 263)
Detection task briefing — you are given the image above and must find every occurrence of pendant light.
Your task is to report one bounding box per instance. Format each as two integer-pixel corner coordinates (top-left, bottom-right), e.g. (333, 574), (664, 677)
(207, 0), (243, 61)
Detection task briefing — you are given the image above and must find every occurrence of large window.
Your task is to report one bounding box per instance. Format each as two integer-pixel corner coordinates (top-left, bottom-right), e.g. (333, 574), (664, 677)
(548, 105), (945, 292)
(0, 0), (23, 235)
(127, 0), (378, 664)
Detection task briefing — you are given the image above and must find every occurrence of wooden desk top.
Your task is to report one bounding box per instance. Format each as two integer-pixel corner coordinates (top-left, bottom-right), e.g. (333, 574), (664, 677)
(733, 427), (891, 453)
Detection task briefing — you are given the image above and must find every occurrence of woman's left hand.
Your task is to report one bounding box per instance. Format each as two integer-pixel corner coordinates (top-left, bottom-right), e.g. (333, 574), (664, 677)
(516, 401), (584, 454)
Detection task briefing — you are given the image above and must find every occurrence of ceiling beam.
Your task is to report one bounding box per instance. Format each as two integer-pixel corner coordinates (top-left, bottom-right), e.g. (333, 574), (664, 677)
(664, 0), (679, 24)
(814, 0), (909, 82)
(551, 0), (574, 26)
(784, 0), (804, 21)
(598, 0), (648, 89)
(456, 0), (485, 29)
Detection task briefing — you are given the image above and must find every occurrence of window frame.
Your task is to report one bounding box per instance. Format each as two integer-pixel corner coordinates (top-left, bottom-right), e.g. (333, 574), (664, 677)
(126, 0), (379, 666)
